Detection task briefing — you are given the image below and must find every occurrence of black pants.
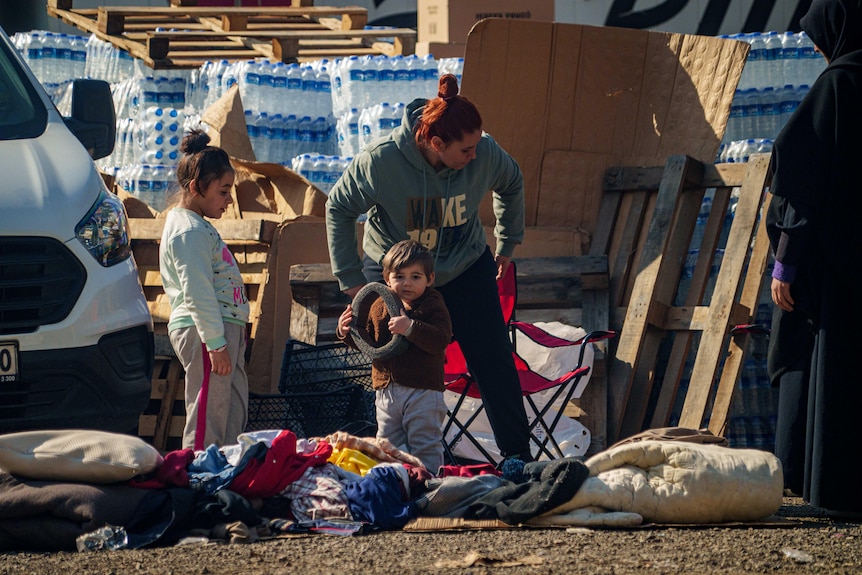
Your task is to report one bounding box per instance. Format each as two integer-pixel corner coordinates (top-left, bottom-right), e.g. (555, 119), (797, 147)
(363, 247), (532, 459)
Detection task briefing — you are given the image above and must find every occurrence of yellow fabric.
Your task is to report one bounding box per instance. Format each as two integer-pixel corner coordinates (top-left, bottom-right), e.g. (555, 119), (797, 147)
(328, 447), (378, 476)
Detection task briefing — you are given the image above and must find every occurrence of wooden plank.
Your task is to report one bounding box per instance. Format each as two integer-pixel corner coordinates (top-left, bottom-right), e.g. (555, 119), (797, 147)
(139, 269), (265, 288)
(602, 162), (747, 193)
(289, 284), (322, 346)
(649, 185), (732, 428)
(129, 218), (276, 243)
(705, 161), (774, 435)
(678, 153), (773, 430)
(608, 155), (698, 443)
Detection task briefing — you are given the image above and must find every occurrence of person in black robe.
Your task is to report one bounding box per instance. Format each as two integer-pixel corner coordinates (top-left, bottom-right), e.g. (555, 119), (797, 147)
(767, 0), (862, 517)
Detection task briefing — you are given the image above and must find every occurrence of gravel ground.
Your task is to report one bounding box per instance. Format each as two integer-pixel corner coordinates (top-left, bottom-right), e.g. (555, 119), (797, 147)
(0, 497), (860, 575)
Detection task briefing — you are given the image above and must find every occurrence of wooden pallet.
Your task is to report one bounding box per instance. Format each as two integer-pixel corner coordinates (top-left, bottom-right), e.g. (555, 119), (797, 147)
(605, 154), (773, 443)
(137, 356), (186, 452)
(46, 0), (416, 68)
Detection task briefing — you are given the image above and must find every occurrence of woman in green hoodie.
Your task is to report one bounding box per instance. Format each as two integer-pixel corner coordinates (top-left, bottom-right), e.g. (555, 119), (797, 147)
(325, 73), (533, 466)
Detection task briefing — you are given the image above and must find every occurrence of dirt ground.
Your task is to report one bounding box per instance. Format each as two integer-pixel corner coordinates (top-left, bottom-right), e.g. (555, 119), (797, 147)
(0, 497), (860, 575)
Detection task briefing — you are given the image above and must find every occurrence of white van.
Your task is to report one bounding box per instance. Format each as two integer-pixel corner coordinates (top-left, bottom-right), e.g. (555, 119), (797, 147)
(0, 26), (153, 434)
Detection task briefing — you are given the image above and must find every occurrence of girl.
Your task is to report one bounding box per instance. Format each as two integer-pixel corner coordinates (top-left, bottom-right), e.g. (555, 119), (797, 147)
(160, 129), (249, 451)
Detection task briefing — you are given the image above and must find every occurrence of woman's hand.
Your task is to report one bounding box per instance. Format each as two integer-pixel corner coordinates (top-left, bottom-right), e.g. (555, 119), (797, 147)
(771, 278), (795, 312)
(494, 254), (511, 281)
(209, 348), (232, 376)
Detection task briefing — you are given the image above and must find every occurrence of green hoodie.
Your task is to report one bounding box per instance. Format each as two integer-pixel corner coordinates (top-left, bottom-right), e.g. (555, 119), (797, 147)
(326, 98), (525, 290)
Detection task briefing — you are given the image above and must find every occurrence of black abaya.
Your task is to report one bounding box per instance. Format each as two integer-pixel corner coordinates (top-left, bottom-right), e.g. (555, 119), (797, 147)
(766, 0), (862, 514)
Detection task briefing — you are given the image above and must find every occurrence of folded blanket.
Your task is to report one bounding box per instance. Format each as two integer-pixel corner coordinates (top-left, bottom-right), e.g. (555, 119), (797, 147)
(0, 472), (149, 551)
(529, 441), (783, 526)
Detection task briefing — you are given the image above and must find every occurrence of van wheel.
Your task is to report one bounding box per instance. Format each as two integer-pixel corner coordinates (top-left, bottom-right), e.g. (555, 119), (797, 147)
(350, 282), (409, 361)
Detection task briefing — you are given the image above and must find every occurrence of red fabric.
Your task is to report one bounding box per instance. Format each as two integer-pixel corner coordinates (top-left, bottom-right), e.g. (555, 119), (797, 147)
(229, 430), (332, 499)
(437, 463), (501, 478)
(129, 448), (195, 489)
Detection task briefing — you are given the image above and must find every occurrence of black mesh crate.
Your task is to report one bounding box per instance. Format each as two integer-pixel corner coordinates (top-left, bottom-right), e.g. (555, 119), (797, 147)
(279, 340), (374, 394)
(247, 386), (376, 438)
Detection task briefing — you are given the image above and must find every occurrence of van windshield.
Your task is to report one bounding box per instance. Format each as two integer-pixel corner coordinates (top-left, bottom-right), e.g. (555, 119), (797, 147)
(0, 34), (48, 141)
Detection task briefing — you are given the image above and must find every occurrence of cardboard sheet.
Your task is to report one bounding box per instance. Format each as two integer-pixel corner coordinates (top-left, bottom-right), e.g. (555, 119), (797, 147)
(461, 19), (749, 254)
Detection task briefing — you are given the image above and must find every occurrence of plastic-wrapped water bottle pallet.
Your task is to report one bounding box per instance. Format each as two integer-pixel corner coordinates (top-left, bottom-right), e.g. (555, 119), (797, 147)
(46, 0), (416, 69)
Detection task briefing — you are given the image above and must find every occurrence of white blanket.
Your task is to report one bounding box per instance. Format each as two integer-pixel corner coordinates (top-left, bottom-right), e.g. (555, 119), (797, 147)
(528, 440), (783, 527)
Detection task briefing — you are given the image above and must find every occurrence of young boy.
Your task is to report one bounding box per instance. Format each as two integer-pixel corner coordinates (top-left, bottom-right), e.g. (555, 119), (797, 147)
(336, 240), (453, 473)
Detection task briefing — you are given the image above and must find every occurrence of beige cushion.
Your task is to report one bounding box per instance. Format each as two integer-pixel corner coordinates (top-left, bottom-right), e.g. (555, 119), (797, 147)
(0, 429), (163, 483)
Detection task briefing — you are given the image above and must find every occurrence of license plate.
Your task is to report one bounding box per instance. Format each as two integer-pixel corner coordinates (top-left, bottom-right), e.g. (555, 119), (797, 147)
(0, 342), (19, 383)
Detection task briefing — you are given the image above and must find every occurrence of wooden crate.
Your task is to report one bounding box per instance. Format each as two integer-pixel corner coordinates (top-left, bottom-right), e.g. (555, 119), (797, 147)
(46, 0), (416, 68)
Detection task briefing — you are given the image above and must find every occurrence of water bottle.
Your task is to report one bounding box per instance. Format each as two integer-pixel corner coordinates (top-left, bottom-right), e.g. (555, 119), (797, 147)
(285, 63), (303, 115)
(317, 66), (333, 118)
(388, 55), (409, 104)
(342, 55), (363, 111)
(139, 76), (159, 111)
(300, 65), (317, 116)
(297, 115), (314, 154)
(194, 61), (211, 112)
(796, 32), (823, 86)
(777, 85), (800, 134)
(67, 35), (86, 80)
(209, 59), (229, 104)
(375, 56), (396, 109)
(238, 60), (261, 114)
(24, 31), (44, 82)
(295, 153), (315, 183)
(779, 31), (799, 87)
(329, 57), (345, 115)
(740, 138), (758, 163)
(270, 62), (289, 116)
(762, 31), (783, 89)
(327, 155), (345, 191)
(361, 55), (378, 108)
(359, 105), (375, 147)
(724, 90), (745, 143)
(755, 138), (774, 155)
(284, 114), (299, 160)
(337, 107), (360, 156)
(420, 54), (439, 98)
(740, 88), (761, 140)
(39, 32), (58, 84)
(252, 111), (270, 160)
(404, 54), (421, 97)
(257, 61), (274, 113)
(133, 163), (153, 206)
(222, 61), (239, 97)
(53, 33), (71, 83)
(725, 139), (742, 163)
(150, 165), (170, 212)
(261, 113), (280, 162)
(744, 33), (767, 90)
(76, 525), (129, 552)
(758, 87), (780, 139)
(121, 117), (137, 167)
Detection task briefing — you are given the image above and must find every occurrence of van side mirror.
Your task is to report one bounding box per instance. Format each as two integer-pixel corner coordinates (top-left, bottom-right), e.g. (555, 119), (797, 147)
(63, 79), (116, 161)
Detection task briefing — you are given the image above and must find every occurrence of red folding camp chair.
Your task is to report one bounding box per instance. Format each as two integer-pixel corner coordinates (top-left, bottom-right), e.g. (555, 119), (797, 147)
(441, 262), (615, 465)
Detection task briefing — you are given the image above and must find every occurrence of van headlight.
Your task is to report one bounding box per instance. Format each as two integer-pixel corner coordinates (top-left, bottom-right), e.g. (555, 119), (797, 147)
(75, 188), (132, 267)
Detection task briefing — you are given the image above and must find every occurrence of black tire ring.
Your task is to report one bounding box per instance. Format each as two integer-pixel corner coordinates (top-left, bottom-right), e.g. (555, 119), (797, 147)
(349, 282), (409, 361)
